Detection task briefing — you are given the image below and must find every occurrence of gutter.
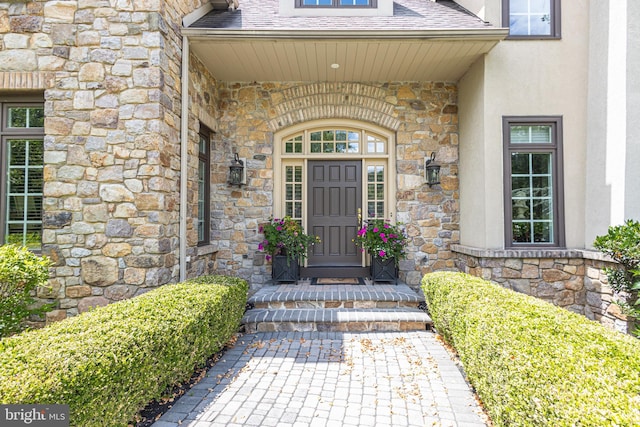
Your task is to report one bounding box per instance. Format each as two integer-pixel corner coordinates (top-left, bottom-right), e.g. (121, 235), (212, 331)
(181, 28), (509, 41)
(179, 35), (189, 282)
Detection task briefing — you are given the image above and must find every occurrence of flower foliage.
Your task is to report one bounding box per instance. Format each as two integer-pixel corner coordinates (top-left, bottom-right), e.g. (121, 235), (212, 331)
(0, 244), (53, 338)
(354, 219), (407, 261)
(259, 217), (320, 262)
(594, 219), (640, 336)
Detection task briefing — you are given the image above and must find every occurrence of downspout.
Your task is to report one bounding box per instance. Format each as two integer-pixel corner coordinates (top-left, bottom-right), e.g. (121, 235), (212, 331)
(179, 35), (189, 282)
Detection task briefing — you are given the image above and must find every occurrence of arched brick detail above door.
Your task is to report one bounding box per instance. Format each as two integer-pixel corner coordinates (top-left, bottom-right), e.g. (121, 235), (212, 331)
(267, 83), (401, 132)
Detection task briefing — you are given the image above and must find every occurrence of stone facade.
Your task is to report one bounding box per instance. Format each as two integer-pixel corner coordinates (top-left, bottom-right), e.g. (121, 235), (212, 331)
(185, 52), (219, 276)
(453, 245), (634, 334)
(0, 0), (212, 321)
(0, 1), (460, 318)
(0, 0), (628, 336)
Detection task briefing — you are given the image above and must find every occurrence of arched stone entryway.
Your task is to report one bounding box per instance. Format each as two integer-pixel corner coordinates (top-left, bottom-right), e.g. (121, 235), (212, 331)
(212, 80), (459, 286)
(266, 82), (402, 132)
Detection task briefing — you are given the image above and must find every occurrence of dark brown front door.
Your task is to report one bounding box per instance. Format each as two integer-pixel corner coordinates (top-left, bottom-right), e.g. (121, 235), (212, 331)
(307, 160), (362, 267)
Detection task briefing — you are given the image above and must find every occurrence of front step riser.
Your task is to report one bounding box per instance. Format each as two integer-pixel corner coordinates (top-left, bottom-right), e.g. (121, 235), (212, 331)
(244, 283), (431, 334)
(245, 321), (430, 333)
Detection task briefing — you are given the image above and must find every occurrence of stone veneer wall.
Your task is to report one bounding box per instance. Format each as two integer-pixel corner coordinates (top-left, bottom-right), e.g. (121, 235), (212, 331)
(0, 2), (462, 314)
(452, 245), (633, 334)
(205, 82), (461, 289)
(0, 0), (210, 321)
(184, 52), (220, 277)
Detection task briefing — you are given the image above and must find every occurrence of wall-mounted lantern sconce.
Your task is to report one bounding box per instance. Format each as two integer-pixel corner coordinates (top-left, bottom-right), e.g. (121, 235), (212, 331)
(228, 153), (246, 186)
(424, 152), (440, 187)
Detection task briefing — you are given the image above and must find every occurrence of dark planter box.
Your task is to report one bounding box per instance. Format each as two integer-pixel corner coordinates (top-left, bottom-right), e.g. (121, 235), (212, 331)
(370, 256), (397, 284)
(272, 255), (300, 283)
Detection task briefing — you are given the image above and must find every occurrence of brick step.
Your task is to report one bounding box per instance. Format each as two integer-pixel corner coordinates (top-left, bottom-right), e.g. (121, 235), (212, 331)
(248, 283), (425, 307)
(243, 281), (430, 333)
(253, 300), (420, 309)
(242, 308), (432, 333)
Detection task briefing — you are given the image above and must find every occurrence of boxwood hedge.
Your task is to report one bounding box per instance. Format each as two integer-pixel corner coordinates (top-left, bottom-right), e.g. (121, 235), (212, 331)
(0, 244), (52, 337)
(422, 272), (640, 427)
(0, 275), (248, 427)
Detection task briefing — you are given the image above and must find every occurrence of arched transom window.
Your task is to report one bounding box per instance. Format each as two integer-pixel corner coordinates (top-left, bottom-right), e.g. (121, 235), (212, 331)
(283, 128), (388, 155)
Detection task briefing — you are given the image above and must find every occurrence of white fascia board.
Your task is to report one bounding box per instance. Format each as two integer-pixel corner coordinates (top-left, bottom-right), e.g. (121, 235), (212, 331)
(181, 28), (509, 41)
(183, 2), (214, 27)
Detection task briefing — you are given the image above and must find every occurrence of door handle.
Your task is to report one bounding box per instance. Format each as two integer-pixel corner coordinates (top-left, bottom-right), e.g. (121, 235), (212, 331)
(357, 208), (362, 228)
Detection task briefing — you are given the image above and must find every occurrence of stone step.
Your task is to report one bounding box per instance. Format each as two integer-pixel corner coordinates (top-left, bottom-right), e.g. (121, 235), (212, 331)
(243, 281), (431, 333)
(242, 308), (432, 333)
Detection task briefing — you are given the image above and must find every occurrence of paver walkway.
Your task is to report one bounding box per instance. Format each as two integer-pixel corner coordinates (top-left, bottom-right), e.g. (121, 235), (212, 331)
(152, 331), (487, 427)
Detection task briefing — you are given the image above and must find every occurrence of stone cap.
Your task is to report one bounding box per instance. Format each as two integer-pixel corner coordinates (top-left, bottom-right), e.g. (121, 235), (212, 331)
(452, 244), (616, 263)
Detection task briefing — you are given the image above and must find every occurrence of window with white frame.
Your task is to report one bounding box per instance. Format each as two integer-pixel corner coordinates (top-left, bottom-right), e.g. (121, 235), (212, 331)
(366, 164), (385, 219)
(504, 117), (564, 247)
(503, 0), (561, 38)
(284, 164), (303, 221)
(0, 102), (44, 250)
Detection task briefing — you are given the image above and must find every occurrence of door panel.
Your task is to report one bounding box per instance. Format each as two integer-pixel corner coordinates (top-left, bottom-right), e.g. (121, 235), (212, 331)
(308, 160), (362, 267)
(312, 187), (323, 216)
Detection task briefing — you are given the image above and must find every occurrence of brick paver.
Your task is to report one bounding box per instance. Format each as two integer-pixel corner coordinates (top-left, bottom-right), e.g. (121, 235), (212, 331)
(249, 282), (424, 304)
(152, 331), (487, 427)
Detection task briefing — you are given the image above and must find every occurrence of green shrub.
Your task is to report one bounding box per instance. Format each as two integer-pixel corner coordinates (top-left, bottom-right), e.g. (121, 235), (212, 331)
(422, 272), (640, 427)
(594, 219), (640, 335)
(0, 275), (248, 427)
(0, 244), (52, 337)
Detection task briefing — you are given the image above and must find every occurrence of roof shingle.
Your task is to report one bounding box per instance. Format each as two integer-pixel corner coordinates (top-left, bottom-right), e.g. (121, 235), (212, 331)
(189, 0), (492, 31)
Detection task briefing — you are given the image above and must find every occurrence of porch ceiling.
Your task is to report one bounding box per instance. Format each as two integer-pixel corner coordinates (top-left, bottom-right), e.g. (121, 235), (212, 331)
(186, 32), (506, 82)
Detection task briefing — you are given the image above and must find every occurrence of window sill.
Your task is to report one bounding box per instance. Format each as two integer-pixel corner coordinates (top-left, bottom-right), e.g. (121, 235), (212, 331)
(505, 35), (562, 41)
(197, 244), (218, 256)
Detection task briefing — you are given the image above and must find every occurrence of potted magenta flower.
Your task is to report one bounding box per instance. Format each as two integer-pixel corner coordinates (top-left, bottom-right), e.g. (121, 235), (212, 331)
(354, 219), (407, 283)
(259, 217), (319, 282)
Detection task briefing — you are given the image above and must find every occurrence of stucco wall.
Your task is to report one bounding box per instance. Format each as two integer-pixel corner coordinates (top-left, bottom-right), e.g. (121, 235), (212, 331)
(627, 1), (640, 223)
(458, 56), (489, 249)
(459, 0), (589, 250)
(585, 0), (640, 246)
(456, 0), (639, 334)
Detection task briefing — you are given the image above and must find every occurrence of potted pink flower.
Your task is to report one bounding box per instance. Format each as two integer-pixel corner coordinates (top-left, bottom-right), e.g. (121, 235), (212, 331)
(259, 217), (319, 282)
(354, 219), (406, 283)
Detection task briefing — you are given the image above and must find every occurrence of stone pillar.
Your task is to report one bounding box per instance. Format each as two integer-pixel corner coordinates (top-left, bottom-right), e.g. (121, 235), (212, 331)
(0, 0), (186, 318)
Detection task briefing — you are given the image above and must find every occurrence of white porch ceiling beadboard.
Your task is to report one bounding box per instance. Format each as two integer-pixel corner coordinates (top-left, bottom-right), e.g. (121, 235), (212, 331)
(188, 37), (502, 82)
